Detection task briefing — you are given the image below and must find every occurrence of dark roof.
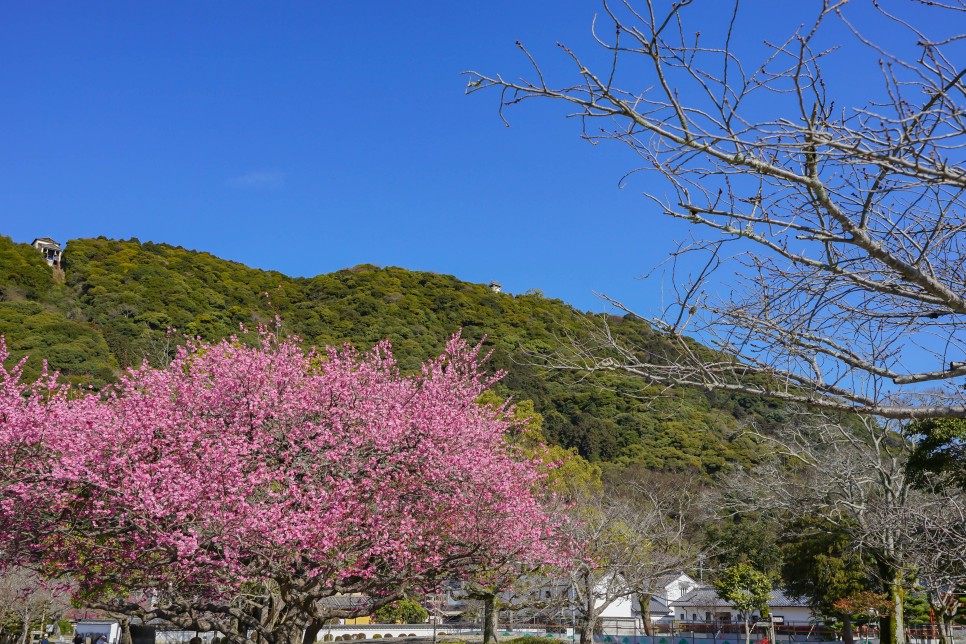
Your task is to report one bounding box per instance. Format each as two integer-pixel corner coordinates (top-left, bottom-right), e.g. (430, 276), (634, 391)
(31, 237), (60, 247)
(648, 595), (670, 611)
(317, 595), (373, 611)
(671, 587), (731, 608)
(655, 573), (695, 589)
(671, 586), (808, 609)
(767, 588), (810, 608)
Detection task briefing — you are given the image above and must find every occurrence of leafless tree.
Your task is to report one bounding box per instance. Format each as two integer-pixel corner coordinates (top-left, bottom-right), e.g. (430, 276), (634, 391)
(725, 413), (966, 644)
(604, 471), (714, 635)
(0, 569), (70, 644)
(557, 482), (706, 643)
(466, 0), (966, 419)
(904, 492), (966, 644)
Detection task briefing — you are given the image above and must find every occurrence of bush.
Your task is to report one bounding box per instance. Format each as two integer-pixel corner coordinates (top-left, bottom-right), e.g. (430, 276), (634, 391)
(371, 598), (428, 625)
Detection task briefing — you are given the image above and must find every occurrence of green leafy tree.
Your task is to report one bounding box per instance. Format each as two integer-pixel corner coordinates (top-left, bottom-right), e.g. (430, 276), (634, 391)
(0, 236), (53, 300)
(705, 515), (783, 581)
(907, 418), (966, 491)
(834, 591), (895, 641)
(0, 235), (808, 478)
(371, 599), (428, 625)
(781, 521), (876, 644)
(714, 563), (771, 644)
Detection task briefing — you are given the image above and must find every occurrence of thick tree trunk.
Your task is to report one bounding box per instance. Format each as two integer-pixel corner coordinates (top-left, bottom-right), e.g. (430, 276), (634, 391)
(277, 625), (306, 644)
(743, 616), (752, 644)
(935, 614), (950, 644)
(640, 594), (653, 636)
(118, 619), (133, 644)
(301, 620), (324, 644)
(578, 616), (597, 644)
(482, 594), (499, 644)
(841, 614), (854, 644)
(879, 570), (905, 644)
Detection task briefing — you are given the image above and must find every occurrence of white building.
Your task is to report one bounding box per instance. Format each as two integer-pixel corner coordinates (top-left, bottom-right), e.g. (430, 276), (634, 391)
(72, 620), (121, 644)
(31, 237), (63, 267)
(633, 573), (699, 626)
(669, 586), (815, 625)
(521, 572), (699, 633)
(444, 572), (701, 634)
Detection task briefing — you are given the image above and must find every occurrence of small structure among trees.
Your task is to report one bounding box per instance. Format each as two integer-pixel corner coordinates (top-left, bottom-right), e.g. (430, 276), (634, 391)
(29, 238), (61, 268)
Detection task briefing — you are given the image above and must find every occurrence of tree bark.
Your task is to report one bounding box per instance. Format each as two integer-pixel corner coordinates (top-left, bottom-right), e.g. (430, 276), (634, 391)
(18, 606), (32, 644)
(879, 571), (905, 644)
(936, 615), (949, 644)
(841, 614), (853, 644)
(640, 594), (653, 637)
(578, 616), (597, 644)
(118, 620), (133, 644)
(301, 620), (324, 644)
(482, 594), (499, 644)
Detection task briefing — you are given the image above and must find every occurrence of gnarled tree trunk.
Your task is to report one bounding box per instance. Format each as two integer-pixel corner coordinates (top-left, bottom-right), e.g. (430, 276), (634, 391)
(118, 619), (133, 644)
(482, 594), (499, 644)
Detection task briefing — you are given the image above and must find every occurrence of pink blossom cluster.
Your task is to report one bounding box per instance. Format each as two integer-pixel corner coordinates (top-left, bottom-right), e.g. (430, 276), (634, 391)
(0, 332), (560, 603)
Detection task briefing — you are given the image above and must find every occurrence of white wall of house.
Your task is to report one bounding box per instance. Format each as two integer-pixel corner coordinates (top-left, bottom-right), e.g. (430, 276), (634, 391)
(765, 607), (814, 624)
(670, 589), (817, 626)
(663, 575), (698, 604)
(598, 595), (635, 619)
(73, 621), (120, 644)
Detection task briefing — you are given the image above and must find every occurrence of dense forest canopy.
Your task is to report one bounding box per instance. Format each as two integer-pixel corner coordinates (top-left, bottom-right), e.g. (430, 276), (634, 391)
(0, 235), (787, 475)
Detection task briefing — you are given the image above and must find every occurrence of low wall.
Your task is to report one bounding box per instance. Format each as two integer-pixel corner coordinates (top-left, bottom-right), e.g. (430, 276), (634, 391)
(317, 626), (439, 641)
(316, 625), (558, 641)
(596, 637), (843, 644)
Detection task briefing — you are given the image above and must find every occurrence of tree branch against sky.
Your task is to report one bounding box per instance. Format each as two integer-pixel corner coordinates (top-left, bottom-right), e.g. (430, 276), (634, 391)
(466, 0), (966, 419)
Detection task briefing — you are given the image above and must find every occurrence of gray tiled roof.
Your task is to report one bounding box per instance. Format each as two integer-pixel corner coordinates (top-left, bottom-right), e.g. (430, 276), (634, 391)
(670, 587), (731, 608)
(646, 595), (671, 613)
(317, 595), (373, 611)
(767, 588), (810, 608)
(670, 586), (808, 609)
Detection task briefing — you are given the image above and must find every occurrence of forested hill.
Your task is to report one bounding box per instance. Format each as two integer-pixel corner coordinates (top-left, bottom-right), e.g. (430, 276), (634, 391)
(0, 235), (785, 476)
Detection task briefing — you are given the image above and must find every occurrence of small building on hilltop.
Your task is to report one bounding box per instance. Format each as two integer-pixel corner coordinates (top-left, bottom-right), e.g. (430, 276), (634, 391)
(31, 237), (63, 268)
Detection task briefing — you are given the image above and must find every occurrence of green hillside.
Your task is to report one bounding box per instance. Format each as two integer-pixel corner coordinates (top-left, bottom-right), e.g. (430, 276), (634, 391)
(0, 236), (116, 388)
(0, 235), (785, 476)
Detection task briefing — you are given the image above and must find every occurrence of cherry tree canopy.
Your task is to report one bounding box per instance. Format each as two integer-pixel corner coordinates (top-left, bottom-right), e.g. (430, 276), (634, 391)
(0, 332), (561, 644)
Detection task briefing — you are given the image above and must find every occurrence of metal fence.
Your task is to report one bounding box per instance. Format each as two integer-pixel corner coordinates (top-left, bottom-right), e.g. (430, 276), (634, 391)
(590, 621), (966, 644)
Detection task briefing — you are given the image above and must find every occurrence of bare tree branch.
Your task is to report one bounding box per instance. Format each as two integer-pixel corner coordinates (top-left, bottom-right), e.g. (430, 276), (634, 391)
(466, 0), (966, 419)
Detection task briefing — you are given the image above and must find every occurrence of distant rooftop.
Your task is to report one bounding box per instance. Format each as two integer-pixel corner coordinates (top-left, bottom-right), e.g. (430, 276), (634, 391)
(32, 237), (61, 248)
(671, 586), (808, 609)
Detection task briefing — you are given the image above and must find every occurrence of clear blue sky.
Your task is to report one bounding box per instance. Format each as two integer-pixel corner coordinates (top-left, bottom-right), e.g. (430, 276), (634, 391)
(0, 1), (948, 314)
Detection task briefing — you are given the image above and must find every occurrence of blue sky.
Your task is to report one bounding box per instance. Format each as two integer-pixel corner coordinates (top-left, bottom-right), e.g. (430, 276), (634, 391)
(0, 1), (950, 315)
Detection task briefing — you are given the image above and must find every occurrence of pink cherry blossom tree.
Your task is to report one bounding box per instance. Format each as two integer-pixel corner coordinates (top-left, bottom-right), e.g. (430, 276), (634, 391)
(0, 332), (562, 644)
